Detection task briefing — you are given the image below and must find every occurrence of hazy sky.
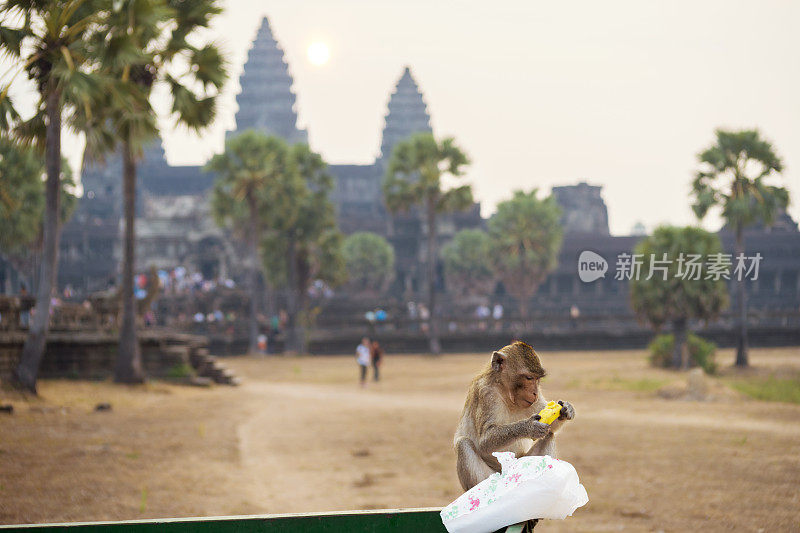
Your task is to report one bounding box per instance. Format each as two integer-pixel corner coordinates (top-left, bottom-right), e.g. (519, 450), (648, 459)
(8, 0), (800, 235)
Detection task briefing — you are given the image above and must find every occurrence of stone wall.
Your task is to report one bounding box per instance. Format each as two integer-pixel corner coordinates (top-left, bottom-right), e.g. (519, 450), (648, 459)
(0, 330), (207, 384)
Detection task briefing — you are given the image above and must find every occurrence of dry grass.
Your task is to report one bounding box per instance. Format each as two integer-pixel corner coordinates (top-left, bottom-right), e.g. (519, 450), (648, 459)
(1, 347), (800, 532)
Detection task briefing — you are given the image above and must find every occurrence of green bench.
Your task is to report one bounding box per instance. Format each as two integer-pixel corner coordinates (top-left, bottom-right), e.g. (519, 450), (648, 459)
(0, 509), (532, 532)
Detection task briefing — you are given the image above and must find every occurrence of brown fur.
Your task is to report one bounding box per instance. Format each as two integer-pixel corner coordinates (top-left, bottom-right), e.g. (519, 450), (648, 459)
(454, 342), (575, 491)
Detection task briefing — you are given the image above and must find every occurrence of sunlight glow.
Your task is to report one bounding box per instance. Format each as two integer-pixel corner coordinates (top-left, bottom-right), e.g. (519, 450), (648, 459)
(307, 42), (330, 66)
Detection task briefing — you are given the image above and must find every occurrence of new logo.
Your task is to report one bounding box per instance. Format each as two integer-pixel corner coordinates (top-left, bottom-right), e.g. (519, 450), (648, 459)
(578, 251), (608, 282)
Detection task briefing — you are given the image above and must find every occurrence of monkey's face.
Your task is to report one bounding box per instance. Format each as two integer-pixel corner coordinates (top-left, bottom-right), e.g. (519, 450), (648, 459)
(492, 342), (545, 409)
(510, 369), (540, 408)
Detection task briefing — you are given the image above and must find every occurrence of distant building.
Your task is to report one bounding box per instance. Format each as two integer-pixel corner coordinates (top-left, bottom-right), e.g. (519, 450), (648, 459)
(552, 182), (610, 235)
(7, 16), (796, 318)
(229, 18), (307, 143)
(55, 17), (482, 295)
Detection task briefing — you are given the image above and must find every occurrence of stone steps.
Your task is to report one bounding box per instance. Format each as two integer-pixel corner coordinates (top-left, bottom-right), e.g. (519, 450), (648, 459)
(188, 348), (239, 386)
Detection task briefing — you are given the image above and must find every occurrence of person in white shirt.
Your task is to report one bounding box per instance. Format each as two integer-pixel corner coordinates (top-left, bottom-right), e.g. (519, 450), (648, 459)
(356, 337), (371, 387)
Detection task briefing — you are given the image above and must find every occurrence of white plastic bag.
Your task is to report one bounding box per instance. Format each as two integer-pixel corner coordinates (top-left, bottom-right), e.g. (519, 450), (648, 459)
(440, 452), (588, 533)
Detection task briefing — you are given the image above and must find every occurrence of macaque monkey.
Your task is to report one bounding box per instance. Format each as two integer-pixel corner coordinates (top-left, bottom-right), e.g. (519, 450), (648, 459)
(454, 342), (575, 491)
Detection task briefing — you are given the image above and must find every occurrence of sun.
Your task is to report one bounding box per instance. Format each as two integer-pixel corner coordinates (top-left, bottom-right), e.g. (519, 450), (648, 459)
(307, 42), (330, 66)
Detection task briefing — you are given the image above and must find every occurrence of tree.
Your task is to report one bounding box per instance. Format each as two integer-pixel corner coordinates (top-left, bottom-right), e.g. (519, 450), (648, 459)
(0, 138), (77, 266)
(1, 0), (108, 392)
(488, 190), (562, 317)
(261, 143), (345, 353)
(691, 129), (788, 367)
(630, 226), (729, 369)
(208, 132), (293, 354)
(0, 138), (46, 253)
(342, 232), (395, 295)
(441, 229), (495, 296)
(383, 132), (472, 354)
(87, 0), (226, 382)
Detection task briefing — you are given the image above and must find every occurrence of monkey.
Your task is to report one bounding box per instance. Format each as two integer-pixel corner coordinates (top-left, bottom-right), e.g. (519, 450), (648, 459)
(454, 341), (575, 491)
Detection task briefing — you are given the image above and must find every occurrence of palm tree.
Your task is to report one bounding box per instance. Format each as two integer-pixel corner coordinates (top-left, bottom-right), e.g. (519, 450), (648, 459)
(268, 143), (344, 353)
(487, 190), (562, 318)
(691, 129), (788, 367)
(86, 0), (226, 382)
(0, 0), (107, 393)
(383, 132), (472, 354)
(208, 132), (294, 354)
(631, 226), (729, 369)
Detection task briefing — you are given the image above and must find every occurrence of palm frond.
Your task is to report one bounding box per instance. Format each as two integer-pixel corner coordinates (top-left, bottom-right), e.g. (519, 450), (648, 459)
(168, 75), (215, 130)
(188, 42), (226, 90)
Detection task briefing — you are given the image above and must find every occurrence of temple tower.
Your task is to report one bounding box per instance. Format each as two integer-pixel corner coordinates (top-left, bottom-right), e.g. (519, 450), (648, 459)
(379, 66), (432, 161)
(552, 182), (610, 235)
(232, 17), (307, 143)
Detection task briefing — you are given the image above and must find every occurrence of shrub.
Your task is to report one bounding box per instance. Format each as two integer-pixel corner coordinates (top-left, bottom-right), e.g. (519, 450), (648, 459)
(165, 363), (195, 379)
(648, 333), (717, 374)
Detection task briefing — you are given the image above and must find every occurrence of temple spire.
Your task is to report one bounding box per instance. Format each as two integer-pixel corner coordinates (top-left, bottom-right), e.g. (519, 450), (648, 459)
(379, 66), (432, 161)
(231, 17), (307, 143)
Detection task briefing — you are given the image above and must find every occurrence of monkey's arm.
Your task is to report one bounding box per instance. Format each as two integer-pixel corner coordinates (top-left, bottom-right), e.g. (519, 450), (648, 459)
(477, 417), (551, 453)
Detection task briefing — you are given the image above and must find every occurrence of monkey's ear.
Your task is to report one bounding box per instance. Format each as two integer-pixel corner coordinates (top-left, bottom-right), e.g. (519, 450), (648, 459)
(491, 351), (505, 372)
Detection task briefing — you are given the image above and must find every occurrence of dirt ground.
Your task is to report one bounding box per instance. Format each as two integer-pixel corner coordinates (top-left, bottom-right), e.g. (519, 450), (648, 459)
(1, 347), (799, 532)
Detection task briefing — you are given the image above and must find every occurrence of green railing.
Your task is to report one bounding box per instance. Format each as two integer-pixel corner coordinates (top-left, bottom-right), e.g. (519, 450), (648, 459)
(0, 509), (447, 533)
(0, 509), (530, 533)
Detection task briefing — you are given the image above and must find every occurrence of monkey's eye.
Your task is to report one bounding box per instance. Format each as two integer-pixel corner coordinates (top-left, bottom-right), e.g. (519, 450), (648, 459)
(524, 376), (535, 381)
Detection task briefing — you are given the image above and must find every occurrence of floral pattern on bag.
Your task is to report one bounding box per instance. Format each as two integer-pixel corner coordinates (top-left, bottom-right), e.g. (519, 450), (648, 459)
(441, 453), (559, 521)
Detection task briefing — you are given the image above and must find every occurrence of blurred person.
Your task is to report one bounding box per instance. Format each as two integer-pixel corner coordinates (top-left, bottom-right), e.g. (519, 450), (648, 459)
(493, 302), (504, 331)
(419, 303), (430, 333)
(570, 304), (580, 329)
(356, 337), (371, 387)
(371, 340), (384, 382)
(257, 333), (268, 355)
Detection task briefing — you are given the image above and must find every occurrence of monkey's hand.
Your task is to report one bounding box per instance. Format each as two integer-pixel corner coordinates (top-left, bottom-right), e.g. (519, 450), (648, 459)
(527, 416), (552, 440)
(557, 400), (575, 421)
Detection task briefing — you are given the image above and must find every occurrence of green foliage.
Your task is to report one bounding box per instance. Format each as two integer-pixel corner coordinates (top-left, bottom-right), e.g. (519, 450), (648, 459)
(165, 363), (194, 379)
(342, 232), (395, 293)
(208, 132), (297, 235)
(0, 0), (109, 145)
(0, 138), (77, 252)
(208, 132), (345, 293)
(79, 0), (228, 159)
(260, 143), (345, 293)
(631, 226), (729, 328)
(383, 132), (473, 216)
(487, 190), (562, 314)
(648, 333), (718, 374)
(441, 229), (494, 295)
(727, 375), (800, 404)
(692, 129), (788, 231)
(0, 139), (45, 251)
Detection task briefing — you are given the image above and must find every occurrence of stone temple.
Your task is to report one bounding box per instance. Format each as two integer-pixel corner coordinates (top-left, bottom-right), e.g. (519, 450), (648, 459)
(2, 16), (797, 319)
(53, 17), (483, 294)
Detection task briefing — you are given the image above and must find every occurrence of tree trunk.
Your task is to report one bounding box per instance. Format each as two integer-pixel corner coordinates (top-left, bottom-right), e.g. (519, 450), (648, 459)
(426, 200), (441, 355)
(734, 224), (749, 367)
(246, 196), (260, 354)
(284, 237), (304, 353)
(518, 281), (531, 320)
(115, 142), (144, 383)
(672, 317), (688, 370)
(15, 88), (62, 394)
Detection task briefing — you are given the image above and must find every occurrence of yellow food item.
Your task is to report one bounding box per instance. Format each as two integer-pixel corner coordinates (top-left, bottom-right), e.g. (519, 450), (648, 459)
(538, 401), (562, 424)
